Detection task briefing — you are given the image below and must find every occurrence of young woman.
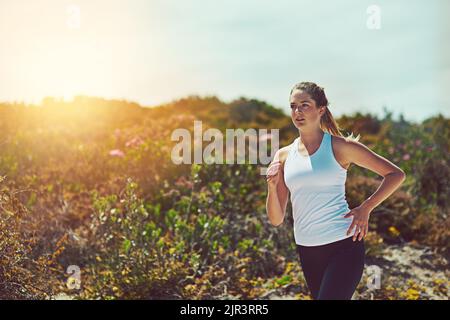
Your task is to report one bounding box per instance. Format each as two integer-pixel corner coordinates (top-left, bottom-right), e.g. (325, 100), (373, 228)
(265, 82), (406, 300)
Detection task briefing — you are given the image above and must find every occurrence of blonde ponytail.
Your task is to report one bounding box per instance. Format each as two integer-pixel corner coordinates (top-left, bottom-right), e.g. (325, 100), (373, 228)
(320, 106), (360, 142)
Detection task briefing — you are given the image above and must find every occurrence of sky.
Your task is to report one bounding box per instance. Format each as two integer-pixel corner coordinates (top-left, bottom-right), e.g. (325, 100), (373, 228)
(0, 0), (449, 122)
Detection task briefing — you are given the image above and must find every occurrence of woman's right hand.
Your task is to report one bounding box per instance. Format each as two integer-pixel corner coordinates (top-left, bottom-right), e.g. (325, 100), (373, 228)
(266, 160), (282, 188)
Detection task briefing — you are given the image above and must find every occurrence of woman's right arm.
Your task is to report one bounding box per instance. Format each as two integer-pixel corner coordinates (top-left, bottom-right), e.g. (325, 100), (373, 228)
(266, 149), (289, 227)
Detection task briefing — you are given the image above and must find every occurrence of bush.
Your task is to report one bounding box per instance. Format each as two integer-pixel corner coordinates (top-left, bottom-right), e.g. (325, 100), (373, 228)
(0, 177), (57, 299)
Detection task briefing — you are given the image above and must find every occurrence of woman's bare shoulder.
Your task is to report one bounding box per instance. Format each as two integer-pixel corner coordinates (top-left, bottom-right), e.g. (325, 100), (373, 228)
(270, 144), (291, 167)
(332, 134), (365, 154)
(330, 134), (354, 170)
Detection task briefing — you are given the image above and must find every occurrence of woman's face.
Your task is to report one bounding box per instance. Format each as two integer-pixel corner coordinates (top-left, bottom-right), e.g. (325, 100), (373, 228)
(289, 90), (325, 129)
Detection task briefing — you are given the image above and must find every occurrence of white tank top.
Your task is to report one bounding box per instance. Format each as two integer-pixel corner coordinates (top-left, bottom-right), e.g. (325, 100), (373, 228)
(283, 131), (356, 246)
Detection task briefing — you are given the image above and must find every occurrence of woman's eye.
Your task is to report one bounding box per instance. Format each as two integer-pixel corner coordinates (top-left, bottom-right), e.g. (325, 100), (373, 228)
(290, 104), (309, 110)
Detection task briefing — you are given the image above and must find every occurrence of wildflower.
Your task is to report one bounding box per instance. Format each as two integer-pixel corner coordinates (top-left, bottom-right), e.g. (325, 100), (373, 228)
(109, 149), (125, 157)
(404, 287), (420, 300)
(174, 176), (194, 189)
(388, 226), (400, 237)
(125, 136), (144, 148)
(402, 154), (410, 161)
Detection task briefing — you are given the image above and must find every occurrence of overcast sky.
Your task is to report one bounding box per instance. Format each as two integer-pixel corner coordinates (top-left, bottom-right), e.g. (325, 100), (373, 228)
(0, 0), (448, 122)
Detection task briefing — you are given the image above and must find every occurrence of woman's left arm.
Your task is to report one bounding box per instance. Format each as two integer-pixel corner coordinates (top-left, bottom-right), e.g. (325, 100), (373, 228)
(342, 139), (406, 241)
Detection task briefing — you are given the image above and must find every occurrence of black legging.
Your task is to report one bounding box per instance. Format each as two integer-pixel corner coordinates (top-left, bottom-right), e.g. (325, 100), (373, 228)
(296, 236), (365, 300)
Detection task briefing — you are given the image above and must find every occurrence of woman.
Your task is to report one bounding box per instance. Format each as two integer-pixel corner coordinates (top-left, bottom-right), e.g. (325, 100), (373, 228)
(265, 82), (406, 300)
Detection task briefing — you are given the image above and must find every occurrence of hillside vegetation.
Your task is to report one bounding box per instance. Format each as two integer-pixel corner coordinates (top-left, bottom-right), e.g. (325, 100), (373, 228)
(0, 95), (448, 299)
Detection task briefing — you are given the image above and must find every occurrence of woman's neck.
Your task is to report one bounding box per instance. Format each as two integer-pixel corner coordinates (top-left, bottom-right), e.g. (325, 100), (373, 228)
(299, 129), (324, 147)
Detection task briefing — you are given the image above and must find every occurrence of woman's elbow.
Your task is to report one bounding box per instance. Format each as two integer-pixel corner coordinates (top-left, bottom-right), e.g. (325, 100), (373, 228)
(388, 168), (406, 180)
(398, 169), (406, 181)
(268, 215), (284, 227)
(270, 220), (283, 227)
